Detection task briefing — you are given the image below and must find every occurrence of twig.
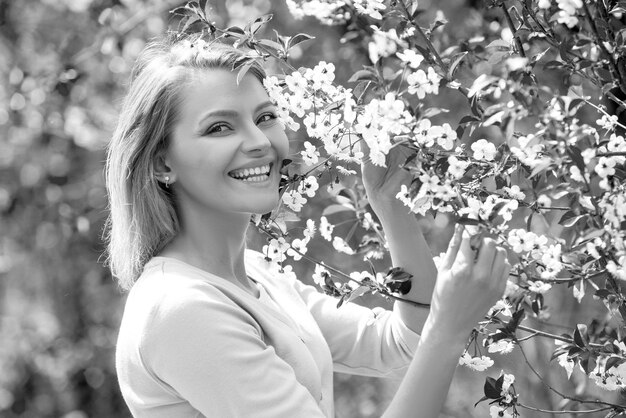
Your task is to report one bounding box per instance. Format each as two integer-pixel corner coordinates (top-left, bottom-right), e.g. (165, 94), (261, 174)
(253, 223), (430, 308)
(516, 324), (604, 348)
(501, 3), (526, 58)
(597, 152), (626, 158)
(517, 341), (626, 410)
(517, 403), (614, 415)
(581, 1), (624, 93)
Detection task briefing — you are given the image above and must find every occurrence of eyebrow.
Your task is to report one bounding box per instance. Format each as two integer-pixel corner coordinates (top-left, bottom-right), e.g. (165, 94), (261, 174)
(196, 100), (276, 129)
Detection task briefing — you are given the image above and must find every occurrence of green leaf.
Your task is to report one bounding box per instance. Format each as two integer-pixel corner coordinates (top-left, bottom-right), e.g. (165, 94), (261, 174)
(473, 395), (490, 408)
(225, 25), (245, 35)
(236, 61), (254, 85)
(579, 352), (596, 374)
(385, 267), (413, 283)
(595, 288), (612, 298)
(345, 285), (369, 304)
(353, 80), (372, 103)
(422, 107), (449, 118)
(483, 376), (502, 399)
(447, 51), (468, 79)
(386, 279), (412, 295)
(619, 303), (626, 321)
(486, 39), (511, 51)
(530, 48), (550, 67)
(574, 324), (589, 348)
(457, 217), (482, 226)
(246, 13), (273, 35)
(459, 115), (481, 124)
(543, 60), (565, 70)
(568, 98), (585, 113)
(559, 211), (587, 227)
(606, 356), (624, 371)
(257, 39), (283, 52)
(336, 294), (347, 308)
(322, 204), (353, 216)
(348, 69), (378, 83)
(529, 160), (552, 178)
(567, 146), (586, 173)
(288, 33), (315, 49)
(482, 110), (505, 127)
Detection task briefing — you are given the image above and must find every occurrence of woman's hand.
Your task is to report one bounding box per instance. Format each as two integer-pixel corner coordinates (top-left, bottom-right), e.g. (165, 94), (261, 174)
(429, 224), (511, 335)
(360, 141), (413, 212)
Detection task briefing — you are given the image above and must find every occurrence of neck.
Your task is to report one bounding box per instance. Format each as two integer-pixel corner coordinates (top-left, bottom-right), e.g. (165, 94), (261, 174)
(160, 206), (254, 291)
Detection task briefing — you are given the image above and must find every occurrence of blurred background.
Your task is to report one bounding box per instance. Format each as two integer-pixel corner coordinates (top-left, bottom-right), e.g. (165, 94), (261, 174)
(0, 0), (622, 417)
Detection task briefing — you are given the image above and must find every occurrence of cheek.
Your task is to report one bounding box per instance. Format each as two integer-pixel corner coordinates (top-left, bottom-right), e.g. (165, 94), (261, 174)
(271, 128), (290, 160)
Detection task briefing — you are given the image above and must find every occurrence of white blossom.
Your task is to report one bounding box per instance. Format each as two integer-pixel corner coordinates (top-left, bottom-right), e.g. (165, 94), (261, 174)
(353, 0), (386, 19)
(396, 49), (424, 69)
(287, 237), (310, 261)
(407, 67), (441, 99)
(528, 280), (552, 294)
(368, 27), (402, 63)
(459, 351), (494, 371)
(490, 406), (513, 418)
(489, 299), (513, 317)
(319, 216), (335, 241)
(597, 114), (619, 131)
(286, 0), (350, 25)
(282, 190), (307, 212)
(332, 236), (355, 255)
(503, 185), (525, 200)
(471, 139), (497, 161)
(312, 263), (330, 287)
(262, 237), (289, 263)
(301, 141), (320, 166)
(447, 155), (469, 179)
(298, 176), (320, 198)
(488, 340), (515, 354)
(303, 219), (316, 239)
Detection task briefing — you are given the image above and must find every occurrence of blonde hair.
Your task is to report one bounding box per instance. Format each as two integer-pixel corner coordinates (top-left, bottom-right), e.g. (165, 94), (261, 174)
(104, 36), (266, 290)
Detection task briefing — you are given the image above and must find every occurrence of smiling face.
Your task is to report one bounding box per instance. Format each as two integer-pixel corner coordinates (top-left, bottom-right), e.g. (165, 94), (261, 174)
(163, 68), (289, 221)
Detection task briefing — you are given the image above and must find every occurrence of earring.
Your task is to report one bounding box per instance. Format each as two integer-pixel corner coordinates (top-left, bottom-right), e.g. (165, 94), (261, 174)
(165, 176), (170, 188)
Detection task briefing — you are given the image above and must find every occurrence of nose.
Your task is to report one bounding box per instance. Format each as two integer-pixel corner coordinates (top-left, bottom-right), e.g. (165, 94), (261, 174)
(242, 123), (272, 154)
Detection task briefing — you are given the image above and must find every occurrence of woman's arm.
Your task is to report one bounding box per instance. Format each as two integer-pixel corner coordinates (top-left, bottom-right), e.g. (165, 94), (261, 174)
(383, 225), (511, 418)
(361, 144), (438, 334)
(372, 202), (437, 334)
(362, 144), (510, 416)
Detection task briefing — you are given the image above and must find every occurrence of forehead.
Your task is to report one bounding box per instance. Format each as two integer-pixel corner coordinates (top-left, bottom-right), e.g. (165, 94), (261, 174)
(177, 69), (269, 117)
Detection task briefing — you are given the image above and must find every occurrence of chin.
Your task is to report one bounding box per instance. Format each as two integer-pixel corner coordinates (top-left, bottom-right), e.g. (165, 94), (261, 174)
(244, 195), (279, 216)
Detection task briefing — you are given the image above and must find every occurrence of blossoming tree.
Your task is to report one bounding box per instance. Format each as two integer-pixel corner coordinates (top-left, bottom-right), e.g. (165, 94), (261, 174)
(172, 0), (626, 416)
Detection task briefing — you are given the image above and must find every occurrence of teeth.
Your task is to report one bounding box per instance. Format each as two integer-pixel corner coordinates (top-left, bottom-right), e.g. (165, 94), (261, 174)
(242, 175), (268, 182)
(229, 164), (271, 180)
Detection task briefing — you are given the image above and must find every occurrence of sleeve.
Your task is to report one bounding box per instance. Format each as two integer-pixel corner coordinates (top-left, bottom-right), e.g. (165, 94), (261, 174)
(143, 290), (327, 418)
(290, 278), (421, 378)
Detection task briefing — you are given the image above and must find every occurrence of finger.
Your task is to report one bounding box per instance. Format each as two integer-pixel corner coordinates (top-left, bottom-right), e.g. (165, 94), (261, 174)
(472, 238), (497, 280)
(492, 247), (511, 292)
(491, 247), (507, 278)
(356, 138), (368, 157)
(491, 246), (507, 278)
(456, 228), (474, 267)
(496, 259), (512, 296)
(442, 224), (465, 269)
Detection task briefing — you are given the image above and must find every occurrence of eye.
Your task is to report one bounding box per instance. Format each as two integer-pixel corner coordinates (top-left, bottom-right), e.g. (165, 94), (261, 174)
(256, 112), (277, 125)
(204, 122), (232, 135)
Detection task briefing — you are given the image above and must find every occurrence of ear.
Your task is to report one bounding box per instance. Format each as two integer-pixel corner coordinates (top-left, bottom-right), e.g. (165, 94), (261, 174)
(153, 150), (176, 186)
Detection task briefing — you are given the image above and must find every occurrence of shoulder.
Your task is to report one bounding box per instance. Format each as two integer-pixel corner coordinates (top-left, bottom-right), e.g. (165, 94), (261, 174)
(121, 258), (263, 344)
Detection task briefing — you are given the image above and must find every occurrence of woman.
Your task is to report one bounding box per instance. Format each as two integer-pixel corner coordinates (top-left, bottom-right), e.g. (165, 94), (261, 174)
(106, 35), (511, 417)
